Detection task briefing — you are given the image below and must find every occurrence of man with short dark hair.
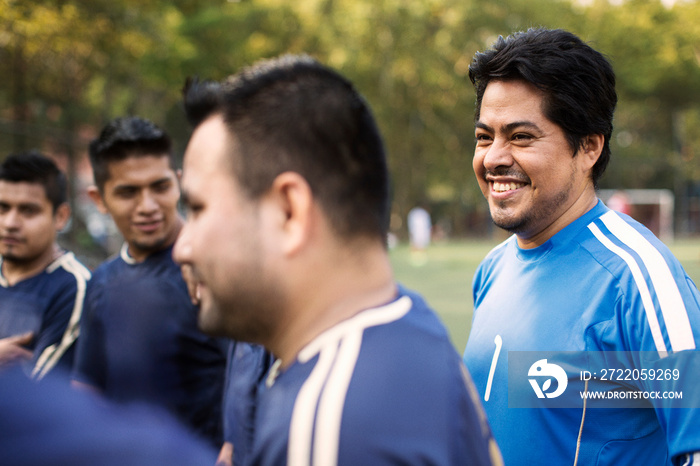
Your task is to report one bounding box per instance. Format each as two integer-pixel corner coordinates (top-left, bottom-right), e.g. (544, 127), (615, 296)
(175, 55), (502, 465)
(72, 117), (227, 447)
(463, 28), (700, 465)
(0, 151), (90, 379)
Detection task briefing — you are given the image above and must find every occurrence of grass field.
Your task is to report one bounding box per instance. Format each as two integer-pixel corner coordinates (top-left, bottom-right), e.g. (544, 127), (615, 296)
(389, 237), (700, 354)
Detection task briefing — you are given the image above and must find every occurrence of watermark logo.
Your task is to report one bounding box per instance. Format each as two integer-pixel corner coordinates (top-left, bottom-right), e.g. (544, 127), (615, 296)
(509, 351), (692, 408)
(528, 359), (568, 398)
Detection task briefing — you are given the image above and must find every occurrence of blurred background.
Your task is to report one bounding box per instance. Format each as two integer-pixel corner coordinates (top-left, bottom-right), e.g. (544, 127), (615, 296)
(1, 0), (699, 349)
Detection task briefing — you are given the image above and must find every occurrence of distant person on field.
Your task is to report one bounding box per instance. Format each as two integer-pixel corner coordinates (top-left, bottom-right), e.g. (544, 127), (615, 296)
(72, 116), (227, 446)
(0, 151), (90, 380)
(175, 55), (502, 465)
(407, 204), (432, 251)
(606, 190), (631, 215)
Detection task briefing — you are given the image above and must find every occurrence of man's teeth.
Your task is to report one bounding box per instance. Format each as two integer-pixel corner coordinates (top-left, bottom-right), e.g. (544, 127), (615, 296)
(493, 182), (525, 192)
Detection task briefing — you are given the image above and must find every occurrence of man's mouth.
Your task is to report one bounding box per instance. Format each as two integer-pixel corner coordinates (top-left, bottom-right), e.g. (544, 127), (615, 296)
(492, 181), (527, 193)
(134, 220), (162, 233)
(0, 236), (23, 246)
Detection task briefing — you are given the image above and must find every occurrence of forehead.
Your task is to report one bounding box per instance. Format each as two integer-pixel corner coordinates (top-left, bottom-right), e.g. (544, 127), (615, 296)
(0, 180), (50, 205)
(104, 154), (176, 186)
(479, 80), (547, 122)
(182, 115), (236, 195)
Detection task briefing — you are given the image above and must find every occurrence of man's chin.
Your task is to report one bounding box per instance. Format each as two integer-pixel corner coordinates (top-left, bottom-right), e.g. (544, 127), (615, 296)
(197, 305), (226, 337)
(132, 236), (170, 254)
(0, 251), (30, 264)
(490, 214), (523, 233)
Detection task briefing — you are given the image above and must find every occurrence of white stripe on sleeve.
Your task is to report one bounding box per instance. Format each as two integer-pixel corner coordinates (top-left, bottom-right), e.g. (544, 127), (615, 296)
(600, 212), (695, 352)
(588, 223), (668, 355)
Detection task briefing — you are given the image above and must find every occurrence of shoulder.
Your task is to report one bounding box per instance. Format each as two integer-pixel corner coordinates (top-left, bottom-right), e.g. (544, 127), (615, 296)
(472, 236), (516, 299)
(578, 209), (667, 263)
(47, 252), (92, 285)
(475, 236), (516, 275)
(482, 236), (515, 263)
(256, 291), (501, 465)
(578, 208), (700, 352)
(91, 248), (183, 289)
(289, 291), (494, 463)
(15, 252), (91, 300)
(576, 209), (691, 295)
(350, 290), (469, 398)
(89, 253), (126, 282)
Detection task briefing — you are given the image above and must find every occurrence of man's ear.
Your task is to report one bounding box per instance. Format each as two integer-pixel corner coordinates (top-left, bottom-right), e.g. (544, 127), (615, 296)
(53, 203), (71, 232)
(87, 185), (108, 214)
(579, 134), (605, 172)
(264, 172), (314, 257)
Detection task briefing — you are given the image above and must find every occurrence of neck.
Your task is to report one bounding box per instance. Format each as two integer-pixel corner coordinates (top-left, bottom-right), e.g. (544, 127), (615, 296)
(517, 187), (599, 249)
(126, 218), (183, 263)
(2, 243), (63, 286)
(269, 239), (396, 368)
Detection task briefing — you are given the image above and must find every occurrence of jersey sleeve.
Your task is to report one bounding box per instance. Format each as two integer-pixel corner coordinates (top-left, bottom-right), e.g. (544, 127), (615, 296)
(223, 341), (274, 465)
(31, 278), (81, 378)
(335, 327), (501, 465)
(615, 243), (700, 462)
(71, 280), (108, 390)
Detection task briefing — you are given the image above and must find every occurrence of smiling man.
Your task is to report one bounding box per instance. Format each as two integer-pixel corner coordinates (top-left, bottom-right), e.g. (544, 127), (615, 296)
(72, 117), (227, 447)
(463, 28), (700, 465)
(0, 151), (90, 379)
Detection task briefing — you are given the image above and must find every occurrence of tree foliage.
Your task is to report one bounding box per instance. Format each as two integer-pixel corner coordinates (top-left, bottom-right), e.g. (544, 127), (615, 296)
(1, 0), (699, 238)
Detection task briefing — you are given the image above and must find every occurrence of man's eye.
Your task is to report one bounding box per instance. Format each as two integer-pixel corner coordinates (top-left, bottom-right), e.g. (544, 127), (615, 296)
(153, 182), (172, 193)
(20, 206), (41, 216)
(186, 204), (203, 217)
(115, 189), (138, 199)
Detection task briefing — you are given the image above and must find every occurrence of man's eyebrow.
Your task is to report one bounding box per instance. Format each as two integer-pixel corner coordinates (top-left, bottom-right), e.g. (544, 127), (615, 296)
(0, 201), (41, 209)
(475, 120), (542, 133)
(113, 177), (173, 190)
(475, 121), (493, 132)
(150, 177), (174, 186)
(112, 183), (138, 192)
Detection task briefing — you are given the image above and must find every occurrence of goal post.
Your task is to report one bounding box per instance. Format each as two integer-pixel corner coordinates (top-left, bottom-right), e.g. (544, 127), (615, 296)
(598, 189), (674, 242)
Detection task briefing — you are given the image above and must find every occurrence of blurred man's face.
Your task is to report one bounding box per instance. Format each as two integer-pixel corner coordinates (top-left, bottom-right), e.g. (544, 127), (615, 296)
(0, 181), (67, 266)
(91, 155), (181, 262)
(174, 114), (279, 342)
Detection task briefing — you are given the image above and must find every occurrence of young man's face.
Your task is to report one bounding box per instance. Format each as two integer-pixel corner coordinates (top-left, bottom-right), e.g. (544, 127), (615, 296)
(91, 155), (182, 262)
(174, 114), (279, 342)
(473, 79), (595, 246)
(0, 181), (67, 265)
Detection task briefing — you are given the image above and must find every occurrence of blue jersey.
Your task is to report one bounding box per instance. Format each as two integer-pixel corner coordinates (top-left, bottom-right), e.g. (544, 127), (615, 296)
(73, 243), (227, 446)
(0, 366), (217, 465)
(464, 200), (700, 465)
(251, 287), (502, 466)
(0, 252), (90, 379)
(223, 341), (274, 466)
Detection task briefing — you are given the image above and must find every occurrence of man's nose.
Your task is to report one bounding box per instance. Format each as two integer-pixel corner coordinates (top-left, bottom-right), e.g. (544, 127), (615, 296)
(0, 209), (21, 229)
(172, 225), (191, 265)
(482, 138), (514, 171)
(137, 190), (159, 213)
